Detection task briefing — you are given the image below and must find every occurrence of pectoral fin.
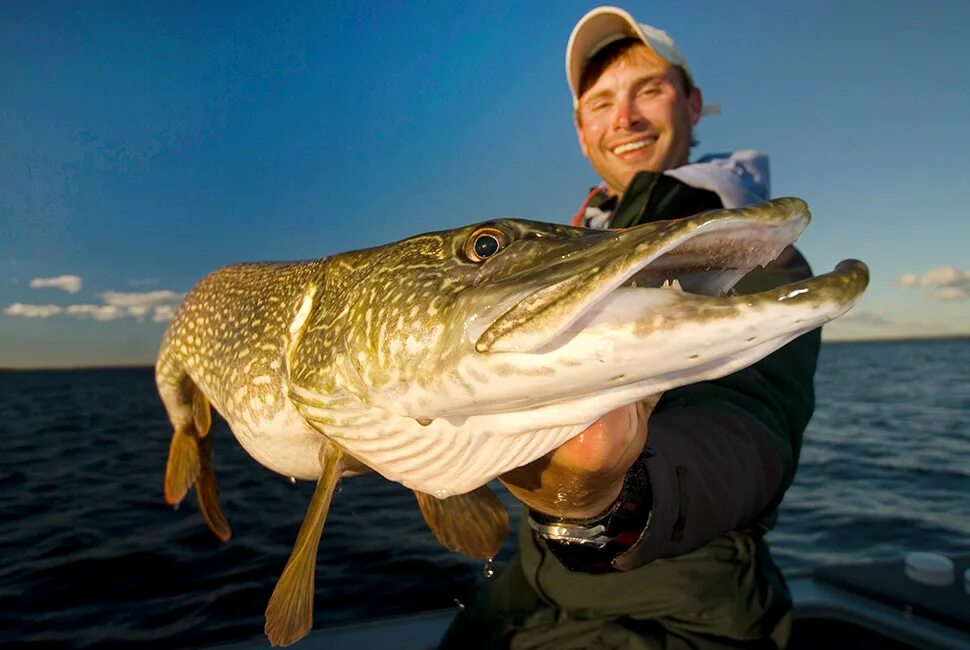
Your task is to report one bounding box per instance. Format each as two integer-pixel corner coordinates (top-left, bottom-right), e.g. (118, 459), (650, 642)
(415, 485), (510, 559)
(264, 438), (343, 647)
(163, 388), (230, 542)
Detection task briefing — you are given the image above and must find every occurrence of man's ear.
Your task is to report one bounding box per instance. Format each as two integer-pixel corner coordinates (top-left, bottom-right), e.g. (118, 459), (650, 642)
(574, 115), (590, 158)
(688, 87), (703, 126)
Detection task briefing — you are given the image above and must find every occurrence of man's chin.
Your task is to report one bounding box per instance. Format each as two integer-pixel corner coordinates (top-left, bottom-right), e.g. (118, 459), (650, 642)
(613, 168), (659, 194)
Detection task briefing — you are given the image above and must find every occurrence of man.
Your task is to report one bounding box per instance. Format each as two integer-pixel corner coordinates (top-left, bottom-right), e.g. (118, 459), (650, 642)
(441, 7), (819, 649)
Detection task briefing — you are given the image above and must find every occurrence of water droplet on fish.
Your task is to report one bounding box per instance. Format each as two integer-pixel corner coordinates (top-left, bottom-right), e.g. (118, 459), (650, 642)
(482, 558), (495, 580)
(434, 488), (450, 499)
(289, 476), (296, 485)
(453, 598), (465, 610)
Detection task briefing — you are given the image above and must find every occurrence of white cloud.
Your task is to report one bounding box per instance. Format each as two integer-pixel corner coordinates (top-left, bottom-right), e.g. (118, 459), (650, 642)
(152, 304), (178, 322)
(3, 303), (63, 318)
(898, 266), (970, 302)
(101, 290), (185, 322)
(3, 289), (185, 323)
(29, 275), (82, 294)
(101, 290), (184, 308)
(929, 286), (968, 302)
(65, 304), (126, 321)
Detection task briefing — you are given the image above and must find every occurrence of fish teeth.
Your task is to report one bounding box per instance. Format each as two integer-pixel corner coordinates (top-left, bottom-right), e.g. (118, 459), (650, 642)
(660, 278), (684, 292)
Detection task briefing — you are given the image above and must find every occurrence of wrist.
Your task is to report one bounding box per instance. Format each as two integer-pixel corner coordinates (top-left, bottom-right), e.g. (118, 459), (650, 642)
(528, 447), (654, 573)
(537, 478), (625, 521)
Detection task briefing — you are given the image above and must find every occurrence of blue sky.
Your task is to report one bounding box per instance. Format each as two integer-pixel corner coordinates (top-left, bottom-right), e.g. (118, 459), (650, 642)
(2, 1), (969, 368)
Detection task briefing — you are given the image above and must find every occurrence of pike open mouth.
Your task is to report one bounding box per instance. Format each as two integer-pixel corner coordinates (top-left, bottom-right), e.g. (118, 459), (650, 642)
(476, 198), (868, 354)
(619, 223), (798, 297)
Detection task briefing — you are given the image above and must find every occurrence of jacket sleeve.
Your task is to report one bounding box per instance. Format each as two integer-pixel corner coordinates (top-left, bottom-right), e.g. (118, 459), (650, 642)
(613, 245), (821, 570)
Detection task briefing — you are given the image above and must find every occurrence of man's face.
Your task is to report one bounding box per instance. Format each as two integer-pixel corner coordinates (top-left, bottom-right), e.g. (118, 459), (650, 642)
(575, 45), (702, 196)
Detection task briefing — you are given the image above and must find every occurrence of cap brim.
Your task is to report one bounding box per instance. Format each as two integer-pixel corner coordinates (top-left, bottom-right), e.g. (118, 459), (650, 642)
(566, 7), (644, 100)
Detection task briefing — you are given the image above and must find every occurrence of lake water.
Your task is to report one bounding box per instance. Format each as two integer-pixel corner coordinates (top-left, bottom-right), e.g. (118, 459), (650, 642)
(1, 339), (968, 648)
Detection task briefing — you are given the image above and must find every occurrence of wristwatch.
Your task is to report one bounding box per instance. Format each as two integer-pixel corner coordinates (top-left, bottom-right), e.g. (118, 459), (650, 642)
(528, 448), (654, 573)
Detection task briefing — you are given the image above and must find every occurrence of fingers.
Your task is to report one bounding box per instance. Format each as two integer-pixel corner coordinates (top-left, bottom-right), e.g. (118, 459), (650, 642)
(498, 395), (662, 520)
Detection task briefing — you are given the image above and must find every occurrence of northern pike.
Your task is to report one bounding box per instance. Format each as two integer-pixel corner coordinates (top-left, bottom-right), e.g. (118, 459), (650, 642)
(156, 197), (868, 645)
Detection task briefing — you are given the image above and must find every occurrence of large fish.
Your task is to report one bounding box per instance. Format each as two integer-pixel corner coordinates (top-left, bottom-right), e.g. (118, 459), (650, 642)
(156, 198), (867, 645)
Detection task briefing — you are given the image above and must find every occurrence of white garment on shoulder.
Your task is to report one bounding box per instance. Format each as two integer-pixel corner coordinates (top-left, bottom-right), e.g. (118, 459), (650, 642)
(665, 150), (770, 209)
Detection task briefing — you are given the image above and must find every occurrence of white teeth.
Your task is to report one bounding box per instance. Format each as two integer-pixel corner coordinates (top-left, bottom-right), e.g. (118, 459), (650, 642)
(612, 138), (654, 155)
(660, 278), (684, 292)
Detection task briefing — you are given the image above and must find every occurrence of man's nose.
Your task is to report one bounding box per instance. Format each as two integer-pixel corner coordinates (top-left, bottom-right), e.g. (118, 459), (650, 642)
(612, 96), (643, 130)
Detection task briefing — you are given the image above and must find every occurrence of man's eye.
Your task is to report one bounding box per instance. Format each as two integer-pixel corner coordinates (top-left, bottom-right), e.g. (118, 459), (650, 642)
(637, 85), (661, 98)
(585, 99), (611, 113)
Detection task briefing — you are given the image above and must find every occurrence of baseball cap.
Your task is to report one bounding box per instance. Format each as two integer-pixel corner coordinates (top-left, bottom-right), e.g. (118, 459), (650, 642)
(566, 5), (717, 115)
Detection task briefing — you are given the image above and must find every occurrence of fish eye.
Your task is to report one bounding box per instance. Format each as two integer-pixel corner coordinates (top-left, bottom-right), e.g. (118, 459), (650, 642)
(464, 227), (507, 263)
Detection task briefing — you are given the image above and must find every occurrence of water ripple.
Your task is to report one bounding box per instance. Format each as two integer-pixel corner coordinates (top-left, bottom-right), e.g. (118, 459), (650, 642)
(1, 340), (968, 646)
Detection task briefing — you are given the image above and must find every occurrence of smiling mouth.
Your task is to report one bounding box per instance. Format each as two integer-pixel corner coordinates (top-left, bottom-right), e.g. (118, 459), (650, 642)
(612, 136), (657, 156)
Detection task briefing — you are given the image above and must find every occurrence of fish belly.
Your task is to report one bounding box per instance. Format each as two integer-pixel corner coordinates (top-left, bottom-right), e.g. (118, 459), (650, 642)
(226, 405), (329, 481)
(325, 415), (589, 497)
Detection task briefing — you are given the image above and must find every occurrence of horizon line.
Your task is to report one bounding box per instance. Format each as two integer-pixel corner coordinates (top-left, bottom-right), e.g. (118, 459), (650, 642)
(2, 334), (968, 372)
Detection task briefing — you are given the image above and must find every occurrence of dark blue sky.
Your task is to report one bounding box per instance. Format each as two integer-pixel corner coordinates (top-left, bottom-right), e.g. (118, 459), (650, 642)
(3, 1), (969, 367)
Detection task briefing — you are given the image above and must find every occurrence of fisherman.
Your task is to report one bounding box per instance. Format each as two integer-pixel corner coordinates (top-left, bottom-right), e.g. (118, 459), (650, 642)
(441, 6), (821, 649)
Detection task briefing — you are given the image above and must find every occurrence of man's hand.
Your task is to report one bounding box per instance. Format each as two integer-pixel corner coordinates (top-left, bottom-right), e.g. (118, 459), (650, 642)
(500, 395), (660, 520)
